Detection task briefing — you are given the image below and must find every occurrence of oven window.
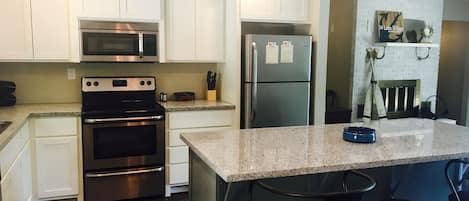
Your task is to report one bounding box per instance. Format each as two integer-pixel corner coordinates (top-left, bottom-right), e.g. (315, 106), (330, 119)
(143, 34), (157, 56)
(93, 125), (157, 159)
(83, 33), (139, 56)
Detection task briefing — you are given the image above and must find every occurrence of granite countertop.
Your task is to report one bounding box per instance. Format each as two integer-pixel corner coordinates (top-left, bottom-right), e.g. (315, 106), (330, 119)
(0, 103), (81, 151)
(181, 118), (469, 182)
(158, 100), (235, 112)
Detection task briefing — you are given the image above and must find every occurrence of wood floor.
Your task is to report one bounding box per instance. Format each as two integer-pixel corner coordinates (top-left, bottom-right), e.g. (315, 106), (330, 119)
(56, 193), (188, 201)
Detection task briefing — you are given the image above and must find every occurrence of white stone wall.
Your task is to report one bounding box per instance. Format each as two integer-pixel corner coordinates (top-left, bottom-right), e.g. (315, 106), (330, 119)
(351, 0), (444, 121)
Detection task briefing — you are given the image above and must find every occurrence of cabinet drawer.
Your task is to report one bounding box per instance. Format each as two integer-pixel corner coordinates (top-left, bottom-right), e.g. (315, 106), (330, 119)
(169, 126), (232, 147)
(168, 110), (233, 129)
(169, 146), (188, 164)
(169, 163), (189, 185)
(0, 121), (30, 177)
(33, 117), (77, 137)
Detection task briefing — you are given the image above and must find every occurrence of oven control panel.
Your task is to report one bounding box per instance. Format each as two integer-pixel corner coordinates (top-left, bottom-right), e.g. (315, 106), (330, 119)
(82, 77), (156, 92)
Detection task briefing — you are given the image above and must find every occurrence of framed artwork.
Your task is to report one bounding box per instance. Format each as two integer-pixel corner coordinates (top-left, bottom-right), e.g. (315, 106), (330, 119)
(376, 10), (404, 42)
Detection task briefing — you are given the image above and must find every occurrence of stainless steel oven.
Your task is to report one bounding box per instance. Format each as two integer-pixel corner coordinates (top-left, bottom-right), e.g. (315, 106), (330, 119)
(81, 77), (165, 201)
(82, 116), (165, 171)
(80, 20), (159, 62)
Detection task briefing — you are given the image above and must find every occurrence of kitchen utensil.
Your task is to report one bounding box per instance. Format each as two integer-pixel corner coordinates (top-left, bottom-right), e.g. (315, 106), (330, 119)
(207, 71), (217, 90)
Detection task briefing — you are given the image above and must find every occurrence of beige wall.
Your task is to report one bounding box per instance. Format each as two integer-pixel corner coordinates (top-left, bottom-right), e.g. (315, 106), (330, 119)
(438, 21), (469, 123)
(327, 0), (355, 109)
(0, 62), (217, 104)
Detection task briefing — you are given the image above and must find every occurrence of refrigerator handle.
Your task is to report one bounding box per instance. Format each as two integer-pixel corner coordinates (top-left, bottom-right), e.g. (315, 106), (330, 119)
(251, 42), (258, 121)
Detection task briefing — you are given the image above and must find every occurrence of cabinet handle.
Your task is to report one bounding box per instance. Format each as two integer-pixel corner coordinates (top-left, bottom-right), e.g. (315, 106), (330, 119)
(86, 167), (164, 178)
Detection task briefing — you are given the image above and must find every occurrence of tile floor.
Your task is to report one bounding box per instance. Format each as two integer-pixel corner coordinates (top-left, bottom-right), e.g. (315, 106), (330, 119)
(56, 193), (188, 201)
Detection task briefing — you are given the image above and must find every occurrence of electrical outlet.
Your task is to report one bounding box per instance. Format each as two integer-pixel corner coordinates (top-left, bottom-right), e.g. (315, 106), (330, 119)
(67, 68), (76, 80)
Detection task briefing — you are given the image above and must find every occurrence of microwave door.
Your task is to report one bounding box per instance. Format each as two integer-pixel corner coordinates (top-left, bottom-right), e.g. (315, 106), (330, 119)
(81, 31), (158, 62)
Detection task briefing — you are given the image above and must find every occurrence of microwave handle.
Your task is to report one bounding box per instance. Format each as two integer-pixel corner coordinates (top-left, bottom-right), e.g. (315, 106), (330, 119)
(138, 32), (144, 58)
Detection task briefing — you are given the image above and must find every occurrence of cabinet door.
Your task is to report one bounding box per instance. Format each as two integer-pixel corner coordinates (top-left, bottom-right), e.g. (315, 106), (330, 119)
(35, 136), (78, 199)
(121, 0), (161, 21)
(31, 0), (70, 59)
(280, 0), (309, 22)
(1, 142), (32, 201)
(0, 0), (33, 59)
(195, 0), (224, 61)
(81, 0), (120, 19)
(240, 0), (280, 20)
(166, 0), (196, 61)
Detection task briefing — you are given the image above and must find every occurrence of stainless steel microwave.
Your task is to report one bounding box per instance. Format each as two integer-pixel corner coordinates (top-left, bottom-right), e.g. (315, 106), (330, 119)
(80, 20), (159, 63)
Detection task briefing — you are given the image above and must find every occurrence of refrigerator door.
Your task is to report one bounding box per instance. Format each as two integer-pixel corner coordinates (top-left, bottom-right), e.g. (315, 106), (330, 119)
(245, 34), (312, 83)
(244, 82), (310, 128)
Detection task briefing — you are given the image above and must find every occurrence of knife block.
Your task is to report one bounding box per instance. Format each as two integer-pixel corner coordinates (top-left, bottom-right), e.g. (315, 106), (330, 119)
(207, 90), (217, 101)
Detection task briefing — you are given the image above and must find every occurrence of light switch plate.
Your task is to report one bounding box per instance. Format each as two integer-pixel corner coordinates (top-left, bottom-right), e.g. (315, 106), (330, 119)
(67, 68), (76, 80)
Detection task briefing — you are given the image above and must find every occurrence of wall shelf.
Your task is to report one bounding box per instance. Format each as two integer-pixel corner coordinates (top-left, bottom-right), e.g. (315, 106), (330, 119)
(374, 42), (440, 48)
(371, 42), (440, 60)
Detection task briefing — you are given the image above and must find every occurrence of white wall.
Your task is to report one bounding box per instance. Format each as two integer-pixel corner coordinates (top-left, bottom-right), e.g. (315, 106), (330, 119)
(443, 0), (469, 22)
(219, 0), (242, 128)
(351, 0), (443, 121)
(310, 0), (330, 124)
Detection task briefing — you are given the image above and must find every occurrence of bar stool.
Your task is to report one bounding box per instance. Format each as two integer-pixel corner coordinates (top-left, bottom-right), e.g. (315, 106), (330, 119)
(446, 159), (469, 201)
(253, 170), (376, 201)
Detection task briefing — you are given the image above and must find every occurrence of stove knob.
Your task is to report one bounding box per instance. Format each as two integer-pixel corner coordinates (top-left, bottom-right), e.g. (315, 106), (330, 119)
(140, 81), (145, 86)
(86, 81), (91, 87)
(93, 81), (99, 87)
(147, 80), (152, 86)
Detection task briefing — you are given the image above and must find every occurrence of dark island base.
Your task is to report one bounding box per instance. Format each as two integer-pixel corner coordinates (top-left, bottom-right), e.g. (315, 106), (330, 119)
(189, 151), (453, 201)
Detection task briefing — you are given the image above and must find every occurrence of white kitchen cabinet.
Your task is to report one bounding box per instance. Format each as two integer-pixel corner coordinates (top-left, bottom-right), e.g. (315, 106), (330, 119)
(241, 0), (310, 23)
(166, 0), (224, 62)
(35, 136), (79, 199)
(81, 0), (161, 21)
(166, 0), (196, 61)
(165, 110), (233, 196)
(1, 142), (33, 201)
(81, 0), (120, 19)
(0, 0), (33, 60)
(121, 0), (161, 21)
(31, 0), (70, 60)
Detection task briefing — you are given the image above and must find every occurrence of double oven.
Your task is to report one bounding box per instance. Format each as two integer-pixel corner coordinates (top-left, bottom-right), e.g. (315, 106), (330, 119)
(81, 77), (165, 201)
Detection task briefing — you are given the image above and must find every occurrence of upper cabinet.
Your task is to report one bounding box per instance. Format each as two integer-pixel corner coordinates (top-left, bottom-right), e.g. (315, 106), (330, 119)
(80, 0), (161, 22)
(241, 0), (310, 23)
(0, 0), (77, 62)
(81, 0), (120, 19)
(31, 0), (71, 60)
(0, 0), (33, 60)
(166, 0), (224, 62)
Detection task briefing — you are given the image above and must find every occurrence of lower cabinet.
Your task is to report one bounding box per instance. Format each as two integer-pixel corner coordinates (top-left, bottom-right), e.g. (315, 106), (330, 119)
(1, 142), (33, 201)
(166, 110), (234, 196)
(35, 136), (78, 199)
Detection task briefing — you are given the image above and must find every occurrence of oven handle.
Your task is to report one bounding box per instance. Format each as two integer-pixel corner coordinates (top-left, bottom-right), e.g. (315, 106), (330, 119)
(86, 167), (164, 178)
(84, 115), (164, 123)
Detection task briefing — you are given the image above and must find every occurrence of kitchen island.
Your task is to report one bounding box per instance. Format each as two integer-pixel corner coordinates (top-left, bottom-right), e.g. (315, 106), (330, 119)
(180, 118), (469, 201)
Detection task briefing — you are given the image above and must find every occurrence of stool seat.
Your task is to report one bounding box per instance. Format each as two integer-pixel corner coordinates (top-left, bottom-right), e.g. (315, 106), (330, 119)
(449, 191), (469, 201)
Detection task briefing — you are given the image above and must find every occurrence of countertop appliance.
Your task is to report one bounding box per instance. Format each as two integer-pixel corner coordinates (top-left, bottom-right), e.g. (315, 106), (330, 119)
(80, 20), (159, 63)
(241, 34), (313, 128)
(81, 77), (165, 201)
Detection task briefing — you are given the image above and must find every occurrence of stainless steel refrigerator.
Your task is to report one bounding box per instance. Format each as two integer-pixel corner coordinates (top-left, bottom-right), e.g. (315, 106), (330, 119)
(242, 34), (313, 129)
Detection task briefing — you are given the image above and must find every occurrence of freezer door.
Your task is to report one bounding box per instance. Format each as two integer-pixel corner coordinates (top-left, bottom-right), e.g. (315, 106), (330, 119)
(244, 82), (310, 128)
(245, 34), (312, 83)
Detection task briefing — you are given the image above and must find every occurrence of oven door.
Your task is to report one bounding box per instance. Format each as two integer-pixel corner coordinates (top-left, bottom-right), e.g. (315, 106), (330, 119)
(82, 116), (165, 171)
(80, 30), (158, 62)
